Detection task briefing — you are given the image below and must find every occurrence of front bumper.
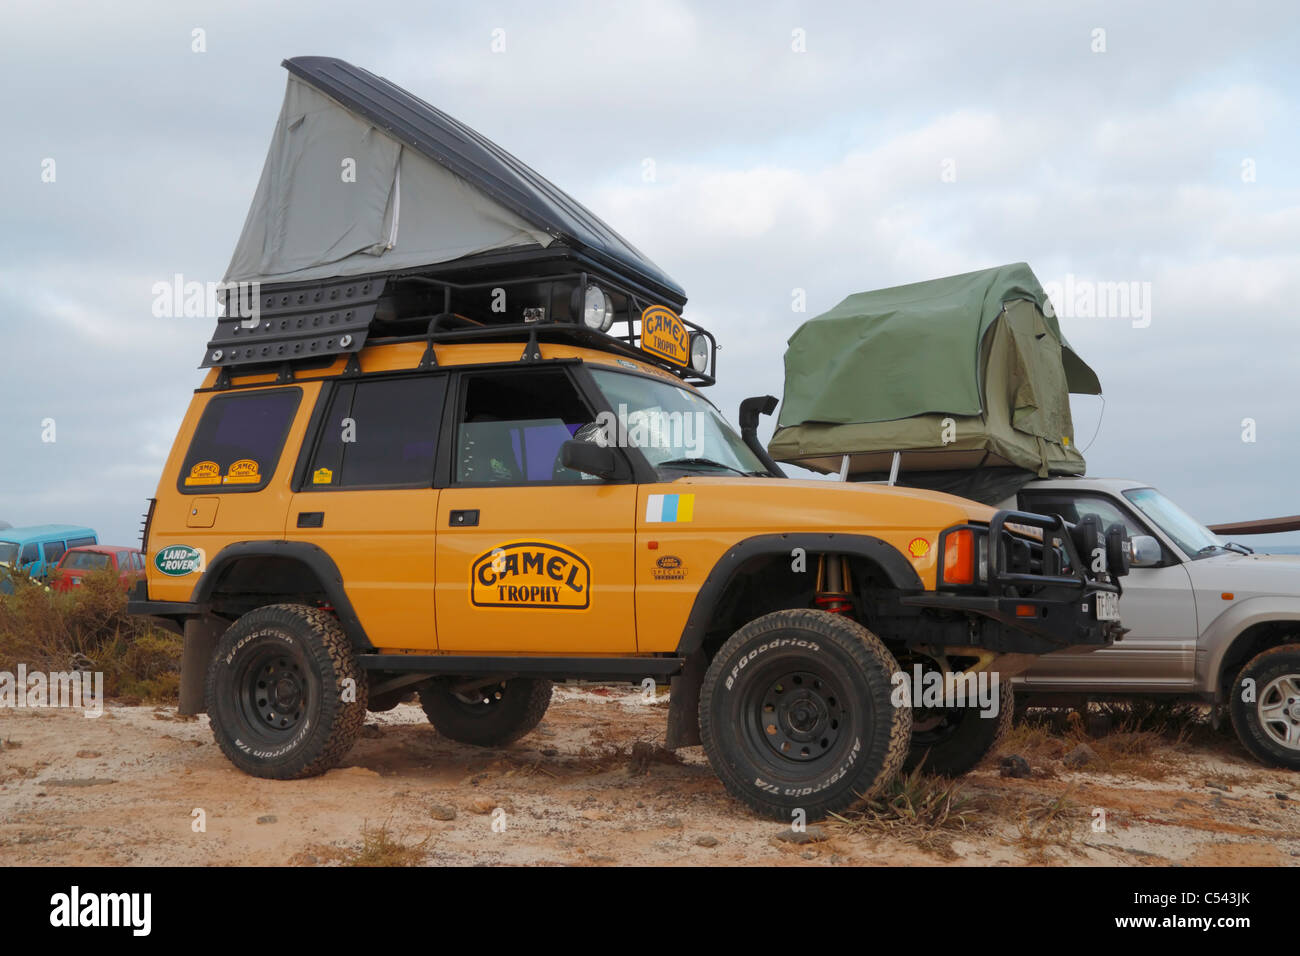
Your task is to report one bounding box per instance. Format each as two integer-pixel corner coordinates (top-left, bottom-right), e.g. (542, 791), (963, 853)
(900, 509), (1124, 655)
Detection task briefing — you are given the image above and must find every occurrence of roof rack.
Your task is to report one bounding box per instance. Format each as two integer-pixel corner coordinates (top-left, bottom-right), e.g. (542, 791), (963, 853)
(204, 263), (716, 386)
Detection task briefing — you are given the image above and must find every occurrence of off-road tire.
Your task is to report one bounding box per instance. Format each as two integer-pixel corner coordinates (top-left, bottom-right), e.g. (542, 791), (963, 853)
(205, 603), (367, 779)
(904, 673), (1014, 775)
(419, 678), (552, 747)
(1229, 644), (1300, 769)
(700, 608), (911, 821)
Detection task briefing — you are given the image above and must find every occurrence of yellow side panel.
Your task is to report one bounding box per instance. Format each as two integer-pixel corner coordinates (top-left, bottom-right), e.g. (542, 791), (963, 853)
(436, 484), (637, 654)
(286, 489), (439, 650)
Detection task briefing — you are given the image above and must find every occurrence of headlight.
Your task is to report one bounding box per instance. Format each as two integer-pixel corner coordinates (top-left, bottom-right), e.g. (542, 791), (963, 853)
(689, 332), (709, 372)
(580, 283), (614, 332)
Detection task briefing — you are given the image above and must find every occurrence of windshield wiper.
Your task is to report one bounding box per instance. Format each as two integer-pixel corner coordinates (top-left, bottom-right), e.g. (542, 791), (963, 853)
(1222, 540), (1254, 555)
(657, 457), (750, 476)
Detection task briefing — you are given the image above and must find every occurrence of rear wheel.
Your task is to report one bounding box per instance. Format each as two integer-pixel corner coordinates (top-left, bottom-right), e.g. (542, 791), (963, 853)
(700, 608), (910, 821)
(902, 653), (1014, 776)
(418, 677), (552, 747)
(205, 603), (367, 779)
(1229, 644), (1300, 769)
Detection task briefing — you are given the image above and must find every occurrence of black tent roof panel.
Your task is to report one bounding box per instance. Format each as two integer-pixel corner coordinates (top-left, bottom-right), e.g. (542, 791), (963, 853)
(282, 56), (685, 308)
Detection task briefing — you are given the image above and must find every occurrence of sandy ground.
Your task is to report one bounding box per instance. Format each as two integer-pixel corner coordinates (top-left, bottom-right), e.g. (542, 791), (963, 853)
(2, 686), (1298, 866)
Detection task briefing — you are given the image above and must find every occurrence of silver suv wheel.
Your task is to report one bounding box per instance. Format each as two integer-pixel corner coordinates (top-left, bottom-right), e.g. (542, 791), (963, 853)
(1256, 673), (1300, 750)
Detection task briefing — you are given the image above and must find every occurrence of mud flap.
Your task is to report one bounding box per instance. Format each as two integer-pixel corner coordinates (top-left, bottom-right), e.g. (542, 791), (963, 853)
(179, 616), (227, 715)
(665, 650), (706, 749)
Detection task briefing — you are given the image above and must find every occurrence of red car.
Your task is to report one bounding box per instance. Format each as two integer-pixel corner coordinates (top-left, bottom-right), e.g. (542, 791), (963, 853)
(52, 545), (146, 592)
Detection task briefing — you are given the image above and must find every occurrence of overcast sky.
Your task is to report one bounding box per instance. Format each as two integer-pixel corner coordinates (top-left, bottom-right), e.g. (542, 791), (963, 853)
(1, 0), (1298, 546)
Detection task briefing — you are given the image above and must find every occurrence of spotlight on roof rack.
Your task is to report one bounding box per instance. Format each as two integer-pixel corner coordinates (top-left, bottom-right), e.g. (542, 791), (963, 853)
(578, 283), (614, 332)
(689, 331), (709, 372)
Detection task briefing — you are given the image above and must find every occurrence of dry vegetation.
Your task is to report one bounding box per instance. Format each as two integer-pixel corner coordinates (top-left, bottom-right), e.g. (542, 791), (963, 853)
(0, 568), (181, 700)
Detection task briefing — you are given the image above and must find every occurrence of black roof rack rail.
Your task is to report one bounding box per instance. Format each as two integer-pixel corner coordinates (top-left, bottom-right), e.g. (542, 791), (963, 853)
(202, 265), (716, 386)
(203, 275), (386, 370)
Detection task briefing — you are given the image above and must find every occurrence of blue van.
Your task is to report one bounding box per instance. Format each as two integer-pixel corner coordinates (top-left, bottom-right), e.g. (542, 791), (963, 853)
(0, 525), (99, 582)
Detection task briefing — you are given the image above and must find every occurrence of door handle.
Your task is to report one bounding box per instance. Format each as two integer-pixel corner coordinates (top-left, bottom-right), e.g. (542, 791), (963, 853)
(449, 509), (479, 527)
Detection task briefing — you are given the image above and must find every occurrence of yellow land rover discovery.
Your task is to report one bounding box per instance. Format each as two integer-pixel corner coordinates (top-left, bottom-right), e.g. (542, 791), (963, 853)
(129, 55), (1126, 820)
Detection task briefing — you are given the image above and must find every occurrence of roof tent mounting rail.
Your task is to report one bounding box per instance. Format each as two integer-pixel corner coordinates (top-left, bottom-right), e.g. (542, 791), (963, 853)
(202, 275), (387, 370)
(201, 266), (715, 386)
(397, 271), (716, 385)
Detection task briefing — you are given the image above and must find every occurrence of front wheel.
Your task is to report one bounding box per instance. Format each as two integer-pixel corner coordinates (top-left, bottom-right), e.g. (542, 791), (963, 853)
(700, 608), (911, 821)
(205, 603), (368, 779)
(1229, 644), (1300, 769)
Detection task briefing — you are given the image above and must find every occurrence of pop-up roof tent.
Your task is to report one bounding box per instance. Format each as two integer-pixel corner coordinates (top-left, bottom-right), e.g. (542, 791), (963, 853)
(206, 57), (711, 383)
(768, 263), (1102, 504)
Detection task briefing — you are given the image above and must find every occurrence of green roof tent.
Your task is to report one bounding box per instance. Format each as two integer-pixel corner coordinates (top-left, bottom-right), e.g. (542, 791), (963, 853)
(768, 263), (1102, 503)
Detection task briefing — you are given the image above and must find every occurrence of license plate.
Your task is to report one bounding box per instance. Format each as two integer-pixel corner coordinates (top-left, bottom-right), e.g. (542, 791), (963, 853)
(1095, 592), (1119, 621)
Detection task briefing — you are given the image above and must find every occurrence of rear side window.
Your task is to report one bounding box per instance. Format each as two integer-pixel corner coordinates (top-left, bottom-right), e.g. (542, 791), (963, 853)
(67, 536), (96, 548)
(64, 551), (111, 571)
(305, 376), (446, 489)
(179, 388), (301, 493)
(43, 541), (66, 564)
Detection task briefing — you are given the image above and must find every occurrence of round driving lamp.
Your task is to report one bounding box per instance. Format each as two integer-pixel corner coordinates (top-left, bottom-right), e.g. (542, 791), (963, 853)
(689, 332), (710, 372)
(578, 283), (614, 332)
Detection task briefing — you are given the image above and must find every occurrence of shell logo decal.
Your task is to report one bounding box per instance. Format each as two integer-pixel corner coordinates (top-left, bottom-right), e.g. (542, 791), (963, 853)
(907, 537), (931, 559)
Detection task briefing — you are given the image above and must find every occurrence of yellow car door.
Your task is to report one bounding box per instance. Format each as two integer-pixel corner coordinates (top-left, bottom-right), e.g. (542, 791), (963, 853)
(435, 365), (638, 654)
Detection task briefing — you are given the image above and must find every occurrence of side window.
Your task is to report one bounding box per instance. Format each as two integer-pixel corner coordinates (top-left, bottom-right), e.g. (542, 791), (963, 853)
(133, 553), (145, 571)
(307, 376), (446, 489)
(179, 388), (301, 493)
(1021, 493), (1167, 559)
(455, 369), (597, 485)
(43, 541), (66, 564)
(67, 536), (95, 548)
(20, 543), (39, 564)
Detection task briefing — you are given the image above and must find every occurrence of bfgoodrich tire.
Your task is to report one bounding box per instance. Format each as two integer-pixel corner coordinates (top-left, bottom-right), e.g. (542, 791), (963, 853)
(1229, 644), (1300, 769)
(205, 604), (368, 779)
(700, 609), (911, 821)
(419, 678), (552, 747)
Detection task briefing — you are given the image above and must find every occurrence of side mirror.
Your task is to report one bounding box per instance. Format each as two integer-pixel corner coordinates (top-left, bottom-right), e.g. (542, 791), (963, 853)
(560, 439), (618, 480)
(1129, 535), (1162, 568)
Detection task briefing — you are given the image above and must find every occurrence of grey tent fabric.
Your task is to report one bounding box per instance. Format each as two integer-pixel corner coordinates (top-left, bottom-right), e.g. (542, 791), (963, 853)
(224, 76), (552, 285)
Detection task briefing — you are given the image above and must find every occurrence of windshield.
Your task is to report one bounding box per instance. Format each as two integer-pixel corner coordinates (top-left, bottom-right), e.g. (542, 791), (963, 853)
(61, 551), (111, 571)
(0, 542), (16, 564)
(588, 368), (767, 477)
(1123, 487), (1221, 559)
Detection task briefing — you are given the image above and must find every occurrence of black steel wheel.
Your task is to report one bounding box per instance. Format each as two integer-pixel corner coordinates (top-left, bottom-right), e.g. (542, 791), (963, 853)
(700, 608), (910, 821)
(205, 604), (367, 779)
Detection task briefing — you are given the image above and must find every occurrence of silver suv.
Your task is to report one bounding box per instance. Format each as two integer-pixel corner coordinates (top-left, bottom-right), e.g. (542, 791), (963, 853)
(1004, 476), (1300, 769)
